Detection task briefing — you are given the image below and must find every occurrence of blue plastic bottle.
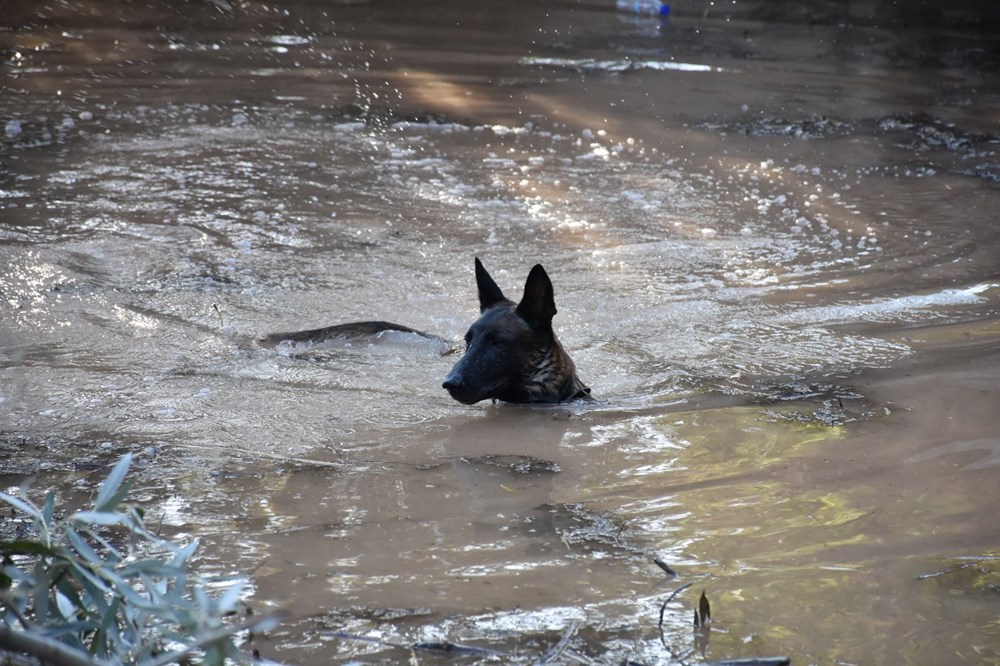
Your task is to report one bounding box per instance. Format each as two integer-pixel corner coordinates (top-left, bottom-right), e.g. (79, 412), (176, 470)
(615, 0), (670, 16)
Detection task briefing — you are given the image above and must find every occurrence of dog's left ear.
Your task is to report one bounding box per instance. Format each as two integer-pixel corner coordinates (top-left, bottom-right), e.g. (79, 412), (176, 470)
(516, 264), (557, 329)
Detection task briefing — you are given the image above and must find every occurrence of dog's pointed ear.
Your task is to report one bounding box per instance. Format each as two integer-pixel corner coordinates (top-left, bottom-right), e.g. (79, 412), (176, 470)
(516, 264), (557, 328)
(475, 257), (507, 312)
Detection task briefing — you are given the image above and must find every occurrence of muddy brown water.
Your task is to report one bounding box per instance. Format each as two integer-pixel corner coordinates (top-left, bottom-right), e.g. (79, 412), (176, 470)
(2, 0), (1000, 663)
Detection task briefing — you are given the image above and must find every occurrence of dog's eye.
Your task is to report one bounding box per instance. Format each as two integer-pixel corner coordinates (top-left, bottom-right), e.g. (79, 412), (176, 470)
(464, 331), (472, 347)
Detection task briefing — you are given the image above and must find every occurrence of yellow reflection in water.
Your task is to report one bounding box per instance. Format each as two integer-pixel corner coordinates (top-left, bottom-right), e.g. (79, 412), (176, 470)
(594, 403), (999, 665)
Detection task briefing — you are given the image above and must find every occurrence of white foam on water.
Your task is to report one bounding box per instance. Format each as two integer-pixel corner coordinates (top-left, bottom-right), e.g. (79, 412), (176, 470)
(778, 283), (997, 325)
(521, 56), (729, 74)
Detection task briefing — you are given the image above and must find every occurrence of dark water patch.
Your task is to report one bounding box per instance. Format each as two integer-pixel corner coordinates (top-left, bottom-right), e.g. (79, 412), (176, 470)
(0, 431), (156, 478)
(761, 380), (864, 403)
(460, 454), (561, 476)
(876, 113), (990, 152)
(545, 502), (641, 558)
(751, 380), (878, 427)
(315, 605), (435, 627)
(702, 111), (999, 159)
(700, 114), (854, 140)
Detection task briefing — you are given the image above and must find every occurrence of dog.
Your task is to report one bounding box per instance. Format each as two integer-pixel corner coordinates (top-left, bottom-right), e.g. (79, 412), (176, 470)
(441, 258), (590, 405)
(262, 258), (589, 405)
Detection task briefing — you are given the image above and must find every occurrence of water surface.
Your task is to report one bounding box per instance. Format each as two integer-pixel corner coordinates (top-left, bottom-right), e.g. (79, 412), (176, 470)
(2, 1), (999, 663)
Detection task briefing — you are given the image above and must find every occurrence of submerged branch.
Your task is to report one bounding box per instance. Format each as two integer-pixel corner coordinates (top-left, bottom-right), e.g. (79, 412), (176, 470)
(658, 582), (694, 653)
(705, 657), (792, 666)
(328, 631), (508, 660)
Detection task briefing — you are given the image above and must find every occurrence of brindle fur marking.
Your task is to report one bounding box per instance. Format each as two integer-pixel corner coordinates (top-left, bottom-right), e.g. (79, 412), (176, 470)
(441, 258), (589, 405)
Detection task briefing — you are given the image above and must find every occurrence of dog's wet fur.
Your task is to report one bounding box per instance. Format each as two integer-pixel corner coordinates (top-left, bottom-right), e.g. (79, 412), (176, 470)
(441, 258), (589, 404)
(262, 258), (589, 405)
(260, 320), (448, 347)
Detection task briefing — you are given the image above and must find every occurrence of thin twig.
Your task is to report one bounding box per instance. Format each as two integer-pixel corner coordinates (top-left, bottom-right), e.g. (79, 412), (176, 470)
(706, 658), (790, 666)
(560, 647), (596, 665)
(0, 625), (115, 666)
(325, 630), (405, 649)
(0, 592), (31, 630)
(653, 557), (677, 576)
(658, 582), (694, 655)
(916, 561), (978, 580)
(413, 641), (504, 657)
(213, 303), (224, 329)
(537, 621), (580, 664)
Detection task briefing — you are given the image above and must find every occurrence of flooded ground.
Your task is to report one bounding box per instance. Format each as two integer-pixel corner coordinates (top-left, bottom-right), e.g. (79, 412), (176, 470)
(2, 0), (1000, 663)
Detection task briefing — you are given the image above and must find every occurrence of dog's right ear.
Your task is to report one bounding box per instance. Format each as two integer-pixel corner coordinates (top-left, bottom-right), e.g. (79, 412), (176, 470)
(475, 257), (507, 312)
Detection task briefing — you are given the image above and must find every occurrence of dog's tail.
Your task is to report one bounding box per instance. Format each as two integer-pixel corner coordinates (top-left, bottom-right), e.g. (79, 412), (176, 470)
(260, 320), (453, 351)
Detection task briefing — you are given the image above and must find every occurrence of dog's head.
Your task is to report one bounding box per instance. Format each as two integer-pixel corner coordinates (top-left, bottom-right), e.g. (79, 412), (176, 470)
(442, 258), (561, 405)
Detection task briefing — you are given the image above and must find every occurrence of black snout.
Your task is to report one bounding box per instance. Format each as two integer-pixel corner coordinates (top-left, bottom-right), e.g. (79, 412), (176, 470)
(443, 305), (522, 405)
(442, 371), (480, 405)
(442, 373), (463, 392)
